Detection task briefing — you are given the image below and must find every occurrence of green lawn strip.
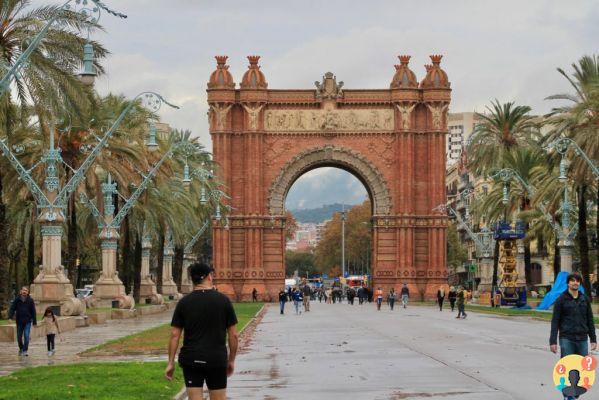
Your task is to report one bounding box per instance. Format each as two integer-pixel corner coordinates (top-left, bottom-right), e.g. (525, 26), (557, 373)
(82, 302), (263, 356)
(0, 362), (182, 400)
(464, 304), (599, 325)
(0, 314), (46, 326)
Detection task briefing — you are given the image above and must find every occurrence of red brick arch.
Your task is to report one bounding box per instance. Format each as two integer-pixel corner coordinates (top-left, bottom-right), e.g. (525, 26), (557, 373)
(267, 145), (392, 216)
(208, 55), (450, 301)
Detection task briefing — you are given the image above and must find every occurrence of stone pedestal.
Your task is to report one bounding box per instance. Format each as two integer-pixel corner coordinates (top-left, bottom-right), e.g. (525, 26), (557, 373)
(30, 224), (74, 310)
(477, 257), (494, 292)
(93, 239), (126, 307)
(180, 255), (194, 295)
(160, 235), (179, 297)
(559, 243), (573, 273)
(139, 241), (158, 302)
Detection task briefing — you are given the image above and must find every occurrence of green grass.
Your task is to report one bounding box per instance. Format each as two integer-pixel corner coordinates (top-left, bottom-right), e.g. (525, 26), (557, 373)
(464, 304), (599, 325)
(0, 303), (264, 400)
(0, 362), (182, 400)
(83, 302), (263, 356)
(0, 314), (45, 326)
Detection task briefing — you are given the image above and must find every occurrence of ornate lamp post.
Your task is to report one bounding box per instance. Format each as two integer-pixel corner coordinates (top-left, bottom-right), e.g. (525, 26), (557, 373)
(492, 168), (577, 272)
(341, 207), (347, 279)
(74, 95), (186, 307)
(180, 221), (210, 294)
(139, 222), (160, 304)
(0, 0), (125, 311)
(433, 203), (496, 291)
(161, 227), (179, 299)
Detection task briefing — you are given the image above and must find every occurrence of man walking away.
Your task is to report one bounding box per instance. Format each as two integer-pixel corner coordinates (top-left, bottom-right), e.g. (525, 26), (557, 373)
(448, 286), (457, 312)
(456, 286), (467, 319)
(9, 286), (37, 356)
(388, 288), (396, 310)
(278, 288), (287, 315)
(302, 284), (311, 312)
(401, 284), (410, 309)
(550, 273), (597, 358)
(166, 263), (239, 400)
(357, 287), (364, 305)
(376, 287), (383, 311)
(251, 288), (258, 302)
(437, 286), (445, 311)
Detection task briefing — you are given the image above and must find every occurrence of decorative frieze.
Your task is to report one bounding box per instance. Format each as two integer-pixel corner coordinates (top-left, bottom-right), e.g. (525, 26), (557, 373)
(264, 108), (394, 132)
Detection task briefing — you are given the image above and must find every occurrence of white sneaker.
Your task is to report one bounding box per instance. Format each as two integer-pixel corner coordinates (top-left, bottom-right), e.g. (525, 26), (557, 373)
(48, 351), (52, 356)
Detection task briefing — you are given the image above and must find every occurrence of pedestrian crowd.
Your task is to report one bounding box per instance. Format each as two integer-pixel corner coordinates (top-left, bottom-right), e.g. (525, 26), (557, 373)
(275, 281), (472, 321)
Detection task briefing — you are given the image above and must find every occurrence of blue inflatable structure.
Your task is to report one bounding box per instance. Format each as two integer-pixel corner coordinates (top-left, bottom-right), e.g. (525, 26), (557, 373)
(537, 271), (585, 310)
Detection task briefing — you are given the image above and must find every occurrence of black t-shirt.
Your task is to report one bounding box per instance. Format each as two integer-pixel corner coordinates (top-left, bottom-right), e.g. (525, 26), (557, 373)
(171, 289), (238, 368)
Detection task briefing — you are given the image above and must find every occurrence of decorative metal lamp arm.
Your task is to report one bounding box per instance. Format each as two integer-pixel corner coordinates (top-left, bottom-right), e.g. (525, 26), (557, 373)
(545, 137), (599, 179)
(110, 146), (175, 229)
(184, 220), (210, 255)
(55, 92), (178, 207)
(0, 138), (50, 207)
(0, 0), (126, 99)
(78, 192), (105, 227)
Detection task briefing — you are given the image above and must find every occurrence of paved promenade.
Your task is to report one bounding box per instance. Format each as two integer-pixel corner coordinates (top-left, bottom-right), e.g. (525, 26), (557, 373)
(228, 301), (570, 400)
(0, 311), (172, 376)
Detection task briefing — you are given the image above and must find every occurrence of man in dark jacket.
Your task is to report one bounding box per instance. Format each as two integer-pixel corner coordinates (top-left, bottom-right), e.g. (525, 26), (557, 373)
(8, 286), (37, 356)
(550, 273), (597, 358)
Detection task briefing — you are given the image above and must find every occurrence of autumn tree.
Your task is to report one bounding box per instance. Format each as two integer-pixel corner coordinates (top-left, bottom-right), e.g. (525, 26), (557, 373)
(314, 200), (372, 275)
(285, 211), (298, 241)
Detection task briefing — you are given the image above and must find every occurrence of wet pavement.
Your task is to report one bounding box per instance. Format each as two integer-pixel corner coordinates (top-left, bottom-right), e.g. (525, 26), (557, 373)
(0, 311), (172, 376)
(226, 301), (568, 400)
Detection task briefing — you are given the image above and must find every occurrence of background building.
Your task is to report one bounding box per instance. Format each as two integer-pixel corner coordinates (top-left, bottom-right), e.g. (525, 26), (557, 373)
(447, 112), (482, 165)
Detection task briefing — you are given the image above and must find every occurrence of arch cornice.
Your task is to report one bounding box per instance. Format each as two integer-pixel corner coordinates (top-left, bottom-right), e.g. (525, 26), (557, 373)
(267, 145), (392, 216)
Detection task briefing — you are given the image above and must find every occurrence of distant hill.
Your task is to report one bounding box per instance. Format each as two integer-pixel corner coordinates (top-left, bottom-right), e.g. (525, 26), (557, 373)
(289, 203), (352, 223)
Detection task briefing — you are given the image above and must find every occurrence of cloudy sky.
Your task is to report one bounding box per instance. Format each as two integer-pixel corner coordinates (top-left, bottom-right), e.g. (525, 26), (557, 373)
(45, 0), (599, 208)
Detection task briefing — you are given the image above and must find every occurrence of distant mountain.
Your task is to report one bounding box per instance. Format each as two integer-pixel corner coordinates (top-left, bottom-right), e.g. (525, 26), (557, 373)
(289, 203), (351, 223)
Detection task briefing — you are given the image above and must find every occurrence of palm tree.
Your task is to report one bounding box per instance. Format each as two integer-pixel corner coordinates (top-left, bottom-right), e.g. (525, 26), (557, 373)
(0, 0), (107, 314)
(467, 100), (538, 304)
(545, 55), (599, 295)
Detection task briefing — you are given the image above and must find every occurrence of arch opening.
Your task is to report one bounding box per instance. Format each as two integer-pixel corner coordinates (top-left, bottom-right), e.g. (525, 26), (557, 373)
(284, 165), (374, 281)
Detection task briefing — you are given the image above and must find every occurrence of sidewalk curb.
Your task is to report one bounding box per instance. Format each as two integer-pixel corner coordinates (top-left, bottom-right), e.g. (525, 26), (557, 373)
(172, 304), (267, 400)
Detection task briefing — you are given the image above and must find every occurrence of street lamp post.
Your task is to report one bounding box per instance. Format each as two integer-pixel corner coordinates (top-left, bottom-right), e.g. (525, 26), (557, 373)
(433, 203), (496, 291)
(161, 226), (179, 299)
(180, 220), (211, 294)
(0, 0), (126, 313)
(139, 222), (160, 304)
(341, 208), (347, 279)
(492, 168), (577, 272)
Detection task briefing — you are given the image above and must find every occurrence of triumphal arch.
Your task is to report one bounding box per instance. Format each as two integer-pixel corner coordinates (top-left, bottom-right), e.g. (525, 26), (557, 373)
(207, 54), (450, 301)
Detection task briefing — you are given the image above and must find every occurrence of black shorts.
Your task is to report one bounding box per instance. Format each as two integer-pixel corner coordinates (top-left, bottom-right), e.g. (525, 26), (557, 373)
(182, 364), (227, 390)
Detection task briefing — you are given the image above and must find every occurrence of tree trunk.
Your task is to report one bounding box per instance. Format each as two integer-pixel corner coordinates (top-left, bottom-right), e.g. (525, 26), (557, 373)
(0, 168), (11, 316)
(66, 183), (78, 285)
(133, 233), (142, 303)
(121, 216), (132, 294)
(156, 229), (164, 293)
(491, 239), (500, 307)
(524, 241), (532, 286)
(577, 185), (591, 297)
(27, 221), (35, 284)
(553, 240), (560, 280)
(174, 246), (184, 290)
